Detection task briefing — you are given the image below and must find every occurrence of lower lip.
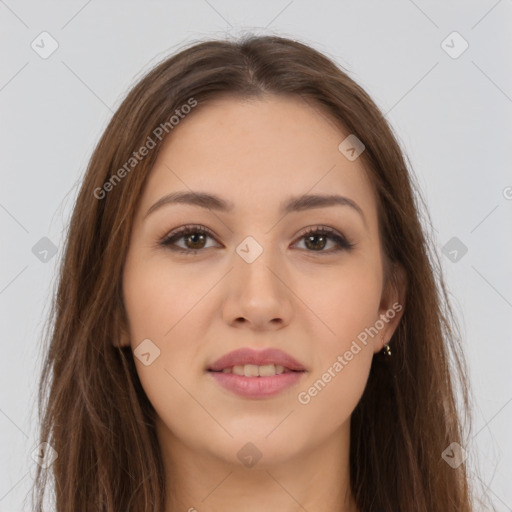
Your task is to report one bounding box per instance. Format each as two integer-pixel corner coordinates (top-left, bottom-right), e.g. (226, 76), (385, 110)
(207, 370), (305, 399)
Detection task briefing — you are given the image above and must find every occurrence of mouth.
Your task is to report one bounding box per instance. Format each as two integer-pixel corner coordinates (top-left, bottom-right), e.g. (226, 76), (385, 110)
(207, 347), (307, 373)
(205, 347), (307, 400)
(206, 347), (307, 398)
(207, 365), (306, 399)
(208, 364), (305, 377)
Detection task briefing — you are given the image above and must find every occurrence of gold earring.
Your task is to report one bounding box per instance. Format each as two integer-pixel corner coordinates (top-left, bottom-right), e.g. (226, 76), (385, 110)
(382, 338), (392, 357)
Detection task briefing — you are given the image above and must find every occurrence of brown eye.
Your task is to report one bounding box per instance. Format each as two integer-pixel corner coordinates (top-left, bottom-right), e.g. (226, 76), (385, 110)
(304, 233), (328, 251)
(159, 225), (219, 254)
(182, 232), (207, 250)
(159, 224), (354, 255)
(294, 226), (355, 254)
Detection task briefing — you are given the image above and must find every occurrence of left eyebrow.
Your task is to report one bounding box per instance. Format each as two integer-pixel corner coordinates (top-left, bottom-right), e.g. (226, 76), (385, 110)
(144, 191), (367, 227)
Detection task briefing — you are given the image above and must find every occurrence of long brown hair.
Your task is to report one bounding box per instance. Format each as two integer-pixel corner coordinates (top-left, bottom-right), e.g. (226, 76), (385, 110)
(30, 34), (490, 511)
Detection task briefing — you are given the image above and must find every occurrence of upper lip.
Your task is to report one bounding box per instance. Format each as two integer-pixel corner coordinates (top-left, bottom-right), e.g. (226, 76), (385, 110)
(207, 348), (307, 372)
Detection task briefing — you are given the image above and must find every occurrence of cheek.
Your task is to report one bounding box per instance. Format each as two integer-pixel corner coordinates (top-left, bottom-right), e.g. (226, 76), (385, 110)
(294, 258), (381, 415)
(296, 345), (372, 439)
(304, 255), (383, 345)
(123, 252), (209, 341)
(121, 255), (209, 424)
(122, 252), (217, 406)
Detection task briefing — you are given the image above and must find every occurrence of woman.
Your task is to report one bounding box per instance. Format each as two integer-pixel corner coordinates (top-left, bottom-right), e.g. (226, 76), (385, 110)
(31, 34), (486, 511)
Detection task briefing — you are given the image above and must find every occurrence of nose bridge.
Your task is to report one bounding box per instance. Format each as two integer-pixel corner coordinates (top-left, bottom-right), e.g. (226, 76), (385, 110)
(234, 232), (282, 295)
(224, 231), (293, 327)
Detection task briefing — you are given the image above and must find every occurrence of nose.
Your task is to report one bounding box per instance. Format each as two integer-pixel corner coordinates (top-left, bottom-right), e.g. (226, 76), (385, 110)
(222, 243), (294, 331)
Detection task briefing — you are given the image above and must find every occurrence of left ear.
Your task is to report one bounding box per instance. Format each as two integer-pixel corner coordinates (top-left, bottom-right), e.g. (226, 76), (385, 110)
(375, 262), (407, 354)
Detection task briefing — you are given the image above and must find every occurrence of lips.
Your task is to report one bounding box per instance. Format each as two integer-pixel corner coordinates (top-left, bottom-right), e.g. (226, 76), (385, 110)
(207, 347), (307, 373)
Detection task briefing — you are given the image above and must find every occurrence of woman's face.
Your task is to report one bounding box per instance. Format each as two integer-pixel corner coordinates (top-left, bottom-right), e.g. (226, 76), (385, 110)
(120, 95), (403, 468)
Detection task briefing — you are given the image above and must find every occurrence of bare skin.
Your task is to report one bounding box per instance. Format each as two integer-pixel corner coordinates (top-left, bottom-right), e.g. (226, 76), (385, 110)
(119, 95), (405, 512)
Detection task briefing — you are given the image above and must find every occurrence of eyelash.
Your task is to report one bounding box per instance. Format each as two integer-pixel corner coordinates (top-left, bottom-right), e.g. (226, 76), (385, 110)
(158, 224), (355, 255)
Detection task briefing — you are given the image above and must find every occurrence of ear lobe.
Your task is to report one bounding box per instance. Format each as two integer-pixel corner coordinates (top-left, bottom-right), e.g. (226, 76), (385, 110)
(115, 329), (132, 348)
(111, 298), (132, 348)
(376, 263), (407, 352)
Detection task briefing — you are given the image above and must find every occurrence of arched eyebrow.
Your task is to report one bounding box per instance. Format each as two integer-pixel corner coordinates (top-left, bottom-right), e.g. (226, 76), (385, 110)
(144, 191), (367, 227)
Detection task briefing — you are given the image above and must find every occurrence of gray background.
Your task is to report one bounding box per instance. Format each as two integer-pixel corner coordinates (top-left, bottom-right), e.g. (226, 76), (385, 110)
(1, 1), (511, 510)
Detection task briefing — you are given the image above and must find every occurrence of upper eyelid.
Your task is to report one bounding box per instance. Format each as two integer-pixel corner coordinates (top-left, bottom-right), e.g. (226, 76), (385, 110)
(163, 224), (216, 241)
(161, 224), (350, 248)
(163, 224), (342, 239)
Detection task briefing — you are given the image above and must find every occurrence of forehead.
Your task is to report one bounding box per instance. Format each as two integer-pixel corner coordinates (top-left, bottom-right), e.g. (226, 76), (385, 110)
(139, 95), (378, 224)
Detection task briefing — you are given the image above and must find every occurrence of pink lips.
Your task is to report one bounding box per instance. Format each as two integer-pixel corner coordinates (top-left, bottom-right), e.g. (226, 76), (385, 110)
(207, 347), (307, 399)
